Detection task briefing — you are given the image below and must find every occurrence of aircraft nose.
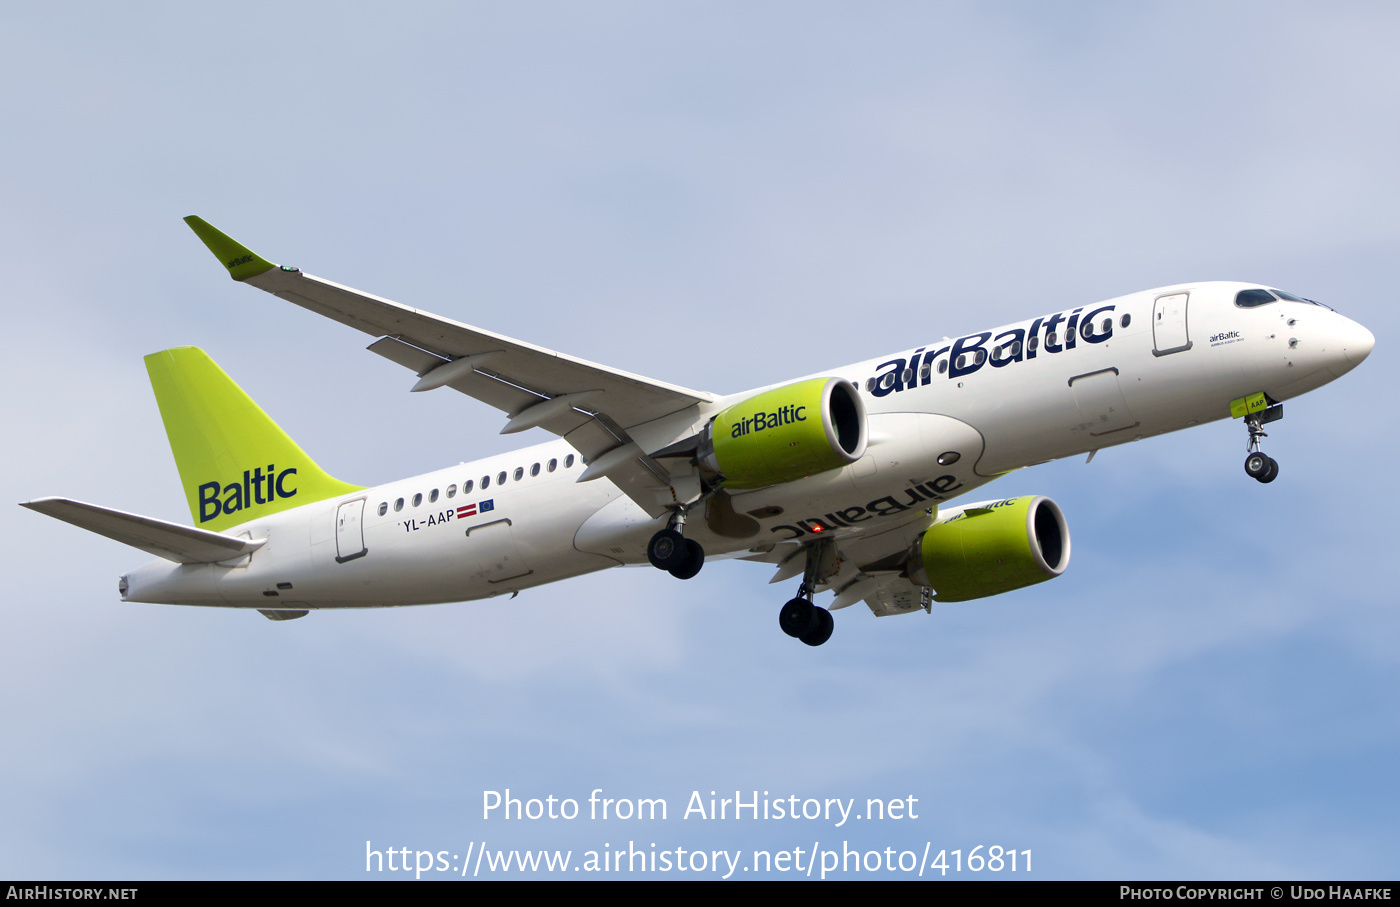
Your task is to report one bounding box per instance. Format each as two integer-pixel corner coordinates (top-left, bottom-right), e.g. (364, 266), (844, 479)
(1341, 318), (1375, 365)
(1327, 314), (1375, 377)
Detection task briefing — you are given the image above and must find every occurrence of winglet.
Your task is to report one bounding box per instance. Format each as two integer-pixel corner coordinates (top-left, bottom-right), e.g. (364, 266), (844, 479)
(183, 216), (276, 281)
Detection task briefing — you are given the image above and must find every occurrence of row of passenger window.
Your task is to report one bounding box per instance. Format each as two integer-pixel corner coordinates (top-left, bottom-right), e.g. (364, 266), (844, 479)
(865, 314), (1131, 392)
(376, 454), (577, 516)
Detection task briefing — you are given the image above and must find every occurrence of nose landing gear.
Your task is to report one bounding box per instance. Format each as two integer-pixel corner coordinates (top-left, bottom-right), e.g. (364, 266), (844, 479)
(647, 509), (705, 579)
(1242, 405), (1282, 484)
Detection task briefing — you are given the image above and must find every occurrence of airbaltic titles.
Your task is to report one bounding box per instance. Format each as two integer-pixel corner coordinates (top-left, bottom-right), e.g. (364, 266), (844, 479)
(865, 303), (1119, 394)
(199, 464), (299, 523)
(728, 404), (809, 437)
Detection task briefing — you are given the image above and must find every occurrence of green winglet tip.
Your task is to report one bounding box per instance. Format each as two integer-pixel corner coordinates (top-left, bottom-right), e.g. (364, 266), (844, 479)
(183, 215), (276, 281)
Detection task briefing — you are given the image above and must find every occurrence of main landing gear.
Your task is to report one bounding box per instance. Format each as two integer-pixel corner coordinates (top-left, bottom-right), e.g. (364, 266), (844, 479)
(1243, 408), (1281, 484)
(646, 507), (836, 648)
(779, 586), (834, 647)
(647, 510), (705, 580)
(777, 537), (838, 647)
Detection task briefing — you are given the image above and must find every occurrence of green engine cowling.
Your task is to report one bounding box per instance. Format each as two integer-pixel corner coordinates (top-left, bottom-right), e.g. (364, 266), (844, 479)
(906, 496), (1070, 602)
(701, 377), (867, 489)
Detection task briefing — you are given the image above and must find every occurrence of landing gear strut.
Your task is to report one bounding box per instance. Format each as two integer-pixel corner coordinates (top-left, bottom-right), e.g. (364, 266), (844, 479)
(1243, 409), (1280, 484)
(779, 537), (837, 647)
(647, 509), (704, 580)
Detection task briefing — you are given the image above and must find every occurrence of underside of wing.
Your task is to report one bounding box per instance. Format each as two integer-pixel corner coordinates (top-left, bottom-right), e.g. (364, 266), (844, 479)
(743, 513), (936, 618)
(843, 577), (933, 617)
(185, 217), (716, 516)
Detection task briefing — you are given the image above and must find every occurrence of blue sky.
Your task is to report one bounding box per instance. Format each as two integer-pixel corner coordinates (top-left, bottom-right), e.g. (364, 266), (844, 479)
(2, 2), (1397, 879)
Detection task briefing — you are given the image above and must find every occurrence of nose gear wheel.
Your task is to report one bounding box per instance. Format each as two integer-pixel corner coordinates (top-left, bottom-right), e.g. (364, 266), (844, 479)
(1244, 450), (1279, 483)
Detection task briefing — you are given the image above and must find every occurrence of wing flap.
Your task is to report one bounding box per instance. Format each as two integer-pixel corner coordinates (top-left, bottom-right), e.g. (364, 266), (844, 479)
(366, 335), (443, 374)
(858, 578), (933, 617)
(21, 498), (266, 564)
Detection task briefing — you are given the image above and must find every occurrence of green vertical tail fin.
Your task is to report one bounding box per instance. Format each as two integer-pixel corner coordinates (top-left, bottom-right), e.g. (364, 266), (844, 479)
(144, 347), (363, 530)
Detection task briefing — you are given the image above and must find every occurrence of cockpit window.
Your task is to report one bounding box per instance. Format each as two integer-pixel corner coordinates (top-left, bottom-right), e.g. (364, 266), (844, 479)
(1270, 288), (1334, 310)
(1235, 289), (1278, 308)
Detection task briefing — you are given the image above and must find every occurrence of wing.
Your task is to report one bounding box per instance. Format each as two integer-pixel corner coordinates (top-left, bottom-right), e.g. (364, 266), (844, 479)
(185, 217), (715, 517)
(742, 512), (935, 618)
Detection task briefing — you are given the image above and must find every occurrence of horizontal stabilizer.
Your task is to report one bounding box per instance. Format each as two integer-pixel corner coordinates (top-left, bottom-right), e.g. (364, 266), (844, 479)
(20, 498), (266, 564)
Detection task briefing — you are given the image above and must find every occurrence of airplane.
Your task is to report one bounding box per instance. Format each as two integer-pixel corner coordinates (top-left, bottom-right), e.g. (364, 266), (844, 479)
(21, 217), (1376, 646)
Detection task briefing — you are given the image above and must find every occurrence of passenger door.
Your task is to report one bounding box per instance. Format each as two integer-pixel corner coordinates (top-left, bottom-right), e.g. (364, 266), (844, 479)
(1152, 292), (1192, 356)
(335, 499), (367, 563)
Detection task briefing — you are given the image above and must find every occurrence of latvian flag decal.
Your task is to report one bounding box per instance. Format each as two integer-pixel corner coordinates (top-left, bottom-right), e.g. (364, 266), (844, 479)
(456, 499), (494, 519)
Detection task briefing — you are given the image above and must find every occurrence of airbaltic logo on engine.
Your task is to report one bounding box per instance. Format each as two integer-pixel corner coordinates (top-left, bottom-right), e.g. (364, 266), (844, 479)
(866, 304), (1117, 397)
(731, 404), (806, 438)
(198, 465), (297, 523)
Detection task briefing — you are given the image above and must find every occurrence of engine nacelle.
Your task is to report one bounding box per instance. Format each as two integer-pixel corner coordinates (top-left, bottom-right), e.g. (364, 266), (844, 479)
(906, 496), (1070, 602)
(701, 377), (867, 489)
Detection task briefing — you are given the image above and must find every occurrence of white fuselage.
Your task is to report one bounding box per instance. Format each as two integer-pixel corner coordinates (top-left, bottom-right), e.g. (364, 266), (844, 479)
(122, 282), (1373, 610)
